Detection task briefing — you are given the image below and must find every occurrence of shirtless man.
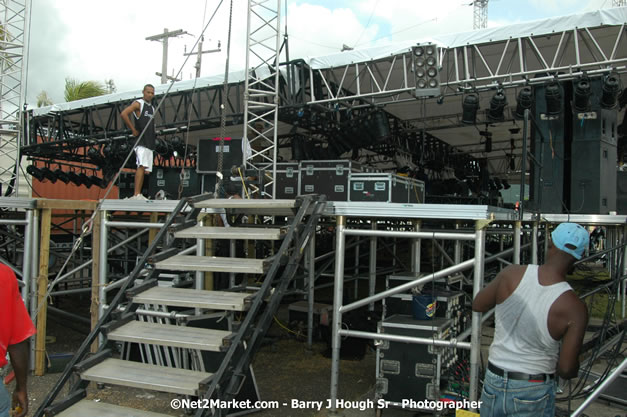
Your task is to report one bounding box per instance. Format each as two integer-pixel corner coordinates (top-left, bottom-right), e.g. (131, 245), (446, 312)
(473, 222), (589, 416)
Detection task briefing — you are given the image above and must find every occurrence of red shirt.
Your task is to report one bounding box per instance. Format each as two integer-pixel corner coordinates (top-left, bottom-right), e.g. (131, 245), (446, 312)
(0, 263), (36, 367)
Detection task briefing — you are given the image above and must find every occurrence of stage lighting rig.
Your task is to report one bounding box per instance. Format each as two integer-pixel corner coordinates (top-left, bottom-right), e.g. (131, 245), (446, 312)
(89, 175), (107, 189)
(79, 173), (93, 188)
(514, 87), (533, 119)
(601, 72), (621, 109)
(462, 93), (480, 124)
(54, 169), (70, 184)
(26, 165), (45, 182)
(573, 77), (591, 112)
(544, 81), (562, 115)
(40, 167), (58, 183)
(87, 147), (105, 167)
(487, 89), (507, 122)
(67, 171), (83, 186)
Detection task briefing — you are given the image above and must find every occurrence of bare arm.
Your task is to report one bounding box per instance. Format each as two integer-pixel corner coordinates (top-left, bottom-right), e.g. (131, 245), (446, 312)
(120, 101), (140, 137)
(7, 339), (30, 417)
(557, 297), (588, 379)
(472, 267), (509, 312)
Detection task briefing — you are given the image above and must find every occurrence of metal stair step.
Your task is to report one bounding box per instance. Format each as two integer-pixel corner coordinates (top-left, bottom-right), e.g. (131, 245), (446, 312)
(174, 225), (286, 240)
(193, 198), (297, 209)
(154, 254), (267, 274)
(133, 286), (253, 310)
(56, 399), (173, 417)
(193, 198), (298, 215)
(108, 321), (233, 351)
(80, 358), (211, 396)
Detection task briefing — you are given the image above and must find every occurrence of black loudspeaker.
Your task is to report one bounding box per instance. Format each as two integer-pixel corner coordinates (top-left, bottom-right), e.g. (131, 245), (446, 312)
(570, 79), (618, 214)
(530, 83), (567, 213)
(413, 43), (441, 98)
(197, 138), (243, 173)
(148, 167), (200, 199)
(617, 171), (627, 214)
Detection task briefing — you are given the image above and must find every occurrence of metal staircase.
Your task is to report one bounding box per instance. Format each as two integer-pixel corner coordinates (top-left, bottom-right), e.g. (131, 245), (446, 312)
(34, 193), (326, 417)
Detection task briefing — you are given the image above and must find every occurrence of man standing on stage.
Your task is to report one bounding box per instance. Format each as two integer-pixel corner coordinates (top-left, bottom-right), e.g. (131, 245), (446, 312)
(473, 222), (589, 417)
(121, 84), (156, 199)
(0, 263), (36, 417)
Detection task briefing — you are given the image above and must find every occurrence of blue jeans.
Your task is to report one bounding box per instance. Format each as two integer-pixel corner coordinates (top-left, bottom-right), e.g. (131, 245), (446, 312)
(0, 381), (10, 417)
(480, 368), (555, 417)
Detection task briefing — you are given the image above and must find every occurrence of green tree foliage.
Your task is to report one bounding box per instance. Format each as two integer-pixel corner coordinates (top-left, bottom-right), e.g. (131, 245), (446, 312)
(36, 91), (53, 107)
(64, 78), (107, 102)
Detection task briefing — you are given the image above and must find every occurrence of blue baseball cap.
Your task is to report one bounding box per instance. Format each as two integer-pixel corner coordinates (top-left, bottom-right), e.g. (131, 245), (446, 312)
(551, 223), (589, 260)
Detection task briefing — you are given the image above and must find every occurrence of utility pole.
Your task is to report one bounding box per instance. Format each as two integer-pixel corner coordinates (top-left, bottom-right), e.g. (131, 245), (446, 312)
(184, 36), (221, 78)
(146, 28), (188, 84)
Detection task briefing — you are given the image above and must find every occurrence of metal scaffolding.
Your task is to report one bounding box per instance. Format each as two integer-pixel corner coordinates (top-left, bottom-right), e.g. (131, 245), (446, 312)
(242, 0), (281, 198)
(0, 0), (30, 197)
(305, 19), (627, 129)
(473, 0), (489, 30)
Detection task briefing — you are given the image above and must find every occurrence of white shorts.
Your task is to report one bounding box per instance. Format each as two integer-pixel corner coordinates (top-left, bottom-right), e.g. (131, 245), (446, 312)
(135, 146), (153, 172)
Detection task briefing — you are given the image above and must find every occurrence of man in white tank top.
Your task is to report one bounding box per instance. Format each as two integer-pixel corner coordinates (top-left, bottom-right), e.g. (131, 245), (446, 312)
(473, 222), (589, 416)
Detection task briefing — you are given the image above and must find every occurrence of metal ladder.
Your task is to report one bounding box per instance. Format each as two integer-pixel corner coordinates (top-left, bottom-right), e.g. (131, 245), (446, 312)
(34, 194), (326, 417)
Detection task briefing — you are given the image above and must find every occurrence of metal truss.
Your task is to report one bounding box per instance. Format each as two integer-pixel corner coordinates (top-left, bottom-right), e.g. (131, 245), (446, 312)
(243, 0), (281, 198)
(305, 23), (627, 111)
(0, 0), (29, 196)
(24, 82), (246, 162)
(473, 0), (488, 30)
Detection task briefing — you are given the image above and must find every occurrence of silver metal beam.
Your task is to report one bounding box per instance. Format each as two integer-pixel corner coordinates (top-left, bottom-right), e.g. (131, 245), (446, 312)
(571, 358), (627, 417)
(469, 224), (486, 405)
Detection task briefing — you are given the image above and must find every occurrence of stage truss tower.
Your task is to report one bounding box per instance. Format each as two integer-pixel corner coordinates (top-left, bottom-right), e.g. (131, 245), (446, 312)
(473, 0), (488, 30)
(242, 0), (281, 198)
(0, 0), (29, 197)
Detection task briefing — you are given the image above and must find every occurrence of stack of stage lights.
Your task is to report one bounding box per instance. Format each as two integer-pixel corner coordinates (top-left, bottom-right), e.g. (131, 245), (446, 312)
(26, 163), (109, 189)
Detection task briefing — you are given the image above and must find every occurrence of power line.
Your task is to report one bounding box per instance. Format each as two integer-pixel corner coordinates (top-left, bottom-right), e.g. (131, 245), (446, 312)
(352, 0), (380, 48)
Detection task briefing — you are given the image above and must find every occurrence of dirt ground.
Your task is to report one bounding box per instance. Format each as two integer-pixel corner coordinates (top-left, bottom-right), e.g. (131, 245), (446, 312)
(5, 302), (626, 417)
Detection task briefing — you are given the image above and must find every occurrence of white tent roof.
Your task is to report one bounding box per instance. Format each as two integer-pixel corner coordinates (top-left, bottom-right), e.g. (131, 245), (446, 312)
(33, 7), (627, 118)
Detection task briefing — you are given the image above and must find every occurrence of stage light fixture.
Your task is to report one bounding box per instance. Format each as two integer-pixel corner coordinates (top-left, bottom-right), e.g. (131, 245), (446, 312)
(87, 147), (104, 166)
(26, 165), (45, 181)
(170, 136), (186, 158)
(89, 175), (106, 189)
(573, 77), (591, 112)
(370, 111), (391, 142)
(79, 173), (93, 188)
(601, 72), (620, 109)
(487, 90), (507, 121)
(544, 81), (562, 115)
(413, 43), (441, 98)
(67, 171), (83, 186)
(54, 169), (70, 184)
(103, 143), (115, 159)
(40, 167), (58, 183)
(155, 138), (171, 158)
(117, 141), (131, 158)
(461, 93), (480, 124)
(514, 87), (533, 119)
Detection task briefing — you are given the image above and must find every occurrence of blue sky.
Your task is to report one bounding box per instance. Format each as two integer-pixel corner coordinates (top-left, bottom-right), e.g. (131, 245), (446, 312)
(26, 0), (611, 105)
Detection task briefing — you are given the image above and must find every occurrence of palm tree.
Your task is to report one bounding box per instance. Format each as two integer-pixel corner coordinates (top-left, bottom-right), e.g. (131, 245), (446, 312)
(64, 78), (107, 102)
(36, 91), (53, 107)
